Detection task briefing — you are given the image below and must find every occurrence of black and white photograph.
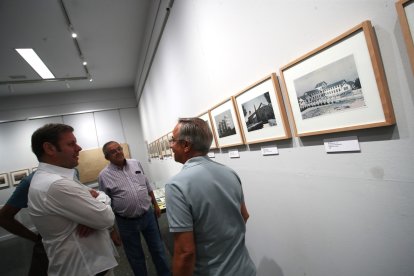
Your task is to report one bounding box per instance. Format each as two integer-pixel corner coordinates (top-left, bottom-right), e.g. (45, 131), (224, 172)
(0, 173), (10, 189)
(294, 54), (366, 120)
(241, 91), (277, 132)
(10, 169), (30, 186)
(214, 109), (237, 138)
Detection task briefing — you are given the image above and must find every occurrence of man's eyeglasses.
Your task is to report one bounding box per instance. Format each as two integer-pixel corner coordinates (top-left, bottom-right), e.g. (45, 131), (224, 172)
(107, 146), (123, 156)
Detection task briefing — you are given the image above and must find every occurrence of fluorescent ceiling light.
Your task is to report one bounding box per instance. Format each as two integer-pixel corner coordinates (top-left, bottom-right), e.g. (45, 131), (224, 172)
(15, 48), (55, 79)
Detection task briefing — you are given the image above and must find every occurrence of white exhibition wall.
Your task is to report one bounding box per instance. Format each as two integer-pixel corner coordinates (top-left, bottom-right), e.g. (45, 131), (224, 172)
(137, 1), (414, 276)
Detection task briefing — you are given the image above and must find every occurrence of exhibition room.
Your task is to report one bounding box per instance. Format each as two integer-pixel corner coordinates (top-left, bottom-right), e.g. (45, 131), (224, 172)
(0, 0), (413, 275)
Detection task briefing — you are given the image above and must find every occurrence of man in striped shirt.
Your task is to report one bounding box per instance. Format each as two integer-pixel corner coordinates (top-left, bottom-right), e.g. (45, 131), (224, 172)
(98, 141), (170, 276)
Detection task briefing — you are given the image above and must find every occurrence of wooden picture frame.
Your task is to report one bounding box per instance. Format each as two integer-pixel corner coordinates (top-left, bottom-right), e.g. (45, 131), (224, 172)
(280, 20), (395, 137)
(396, 0), (414, 75)
(0, 173), (10, 189)
(233, 73), (291, 144)
(198, 111), (218, 149)
(10, 169), (30, 186)
(210, 97), (244, 148)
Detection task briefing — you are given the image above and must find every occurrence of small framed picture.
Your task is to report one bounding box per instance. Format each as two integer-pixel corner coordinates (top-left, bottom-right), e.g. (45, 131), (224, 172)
(233, 73), (291, 144)
(210, 97), (244, 148)
(10, 169), (30, 186)
(199, 111), (218, 149)
(280, 21), (395, 136)
(162, 135), (172, 157)
(0, 173), (10, 189)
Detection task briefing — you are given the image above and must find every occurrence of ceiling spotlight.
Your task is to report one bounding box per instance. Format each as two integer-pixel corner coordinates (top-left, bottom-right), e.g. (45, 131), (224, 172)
(83, 61), (87, 66)
(72, 33), (77, 38)
(89, 78), (93, 82)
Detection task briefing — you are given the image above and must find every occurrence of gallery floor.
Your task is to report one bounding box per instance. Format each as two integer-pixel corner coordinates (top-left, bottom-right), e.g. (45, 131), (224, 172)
(0, 213), (173, 276)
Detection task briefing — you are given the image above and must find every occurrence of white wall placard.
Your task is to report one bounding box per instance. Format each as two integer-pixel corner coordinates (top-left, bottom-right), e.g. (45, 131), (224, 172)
(228, 150), (240, 158)
(324, 136), (360, 153)
(208, 151), (215, 158)
(261, 146), (279, 156)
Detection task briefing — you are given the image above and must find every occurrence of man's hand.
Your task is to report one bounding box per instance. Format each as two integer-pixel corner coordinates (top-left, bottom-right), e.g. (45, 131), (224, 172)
(77, 224), (96, 238)
(89, 189), (99, 198)
(110, 229), (122, 246)
(154, 204), (161, 218)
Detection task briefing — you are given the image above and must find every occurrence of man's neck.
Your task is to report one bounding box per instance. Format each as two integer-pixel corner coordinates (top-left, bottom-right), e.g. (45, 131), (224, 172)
(112, 158), (126, 169)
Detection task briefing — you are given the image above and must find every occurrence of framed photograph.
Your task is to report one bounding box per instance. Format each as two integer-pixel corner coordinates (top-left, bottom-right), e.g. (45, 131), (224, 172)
(161, 135), (172, 156)
(396, 0), (414, 75)
(150, 142), (155, 158)
(0, 173), (10, 189)
(10, 169), (30, 186)
(233, 73), (291, 144)
(167, 131), (174, 156)
(210, 97), (244, 148)
(280, 20), (395, 137)
(198, 111), (218, 149)
(156, 138), (163, 158)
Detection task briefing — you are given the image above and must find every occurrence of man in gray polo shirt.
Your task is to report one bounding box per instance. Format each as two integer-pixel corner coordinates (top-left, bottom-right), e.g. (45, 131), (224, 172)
(166, 117), (256, 276)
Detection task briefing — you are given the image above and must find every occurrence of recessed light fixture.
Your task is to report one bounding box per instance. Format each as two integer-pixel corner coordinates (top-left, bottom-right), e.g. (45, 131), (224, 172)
(83, 61), (87, 66)
(72, 32), (77, 38)
(89, 78), (93, 82)
(15, 48), (55, 79)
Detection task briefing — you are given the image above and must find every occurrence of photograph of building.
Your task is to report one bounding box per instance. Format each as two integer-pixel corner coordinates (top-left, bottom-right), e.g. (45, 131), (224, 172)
(214, 110), (237, 138)
(294, 55), (366, 120)
(241, 92), (277, 132)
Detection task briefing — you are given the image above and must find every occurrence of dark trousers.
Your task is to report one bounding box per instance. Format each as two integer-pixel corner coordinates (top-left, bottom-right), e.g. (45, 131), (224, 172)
(28, 239), (48, 276)
(116, 208), (170, 276)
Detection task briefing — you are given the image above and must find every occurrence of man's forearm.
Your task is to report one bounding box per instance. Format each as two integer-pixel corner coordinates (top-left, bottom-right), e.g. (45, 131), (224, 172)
(173, 251), (195, 276)
(0, 217), (38, 242)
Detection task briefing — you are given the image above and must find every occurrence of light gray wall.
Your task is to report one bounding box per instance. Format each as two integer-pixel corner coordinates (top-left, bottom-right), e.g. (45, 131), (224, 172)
(137, 1), (414, 276)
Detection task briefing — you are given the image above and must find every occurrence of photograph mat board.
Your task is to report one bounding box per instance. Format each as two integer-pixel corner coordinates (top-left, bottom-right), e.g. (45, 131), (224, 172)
(235, 77), (289, 142)
(282, 25), (387, 135)
(210, 99), (243, 147)
(0, 173), (9, 188)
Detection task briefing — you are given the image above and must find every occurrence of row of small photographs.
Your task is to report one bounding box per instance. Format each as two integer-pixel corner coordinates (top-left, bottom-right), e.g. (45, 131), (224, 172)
(148, 133), (173, 159)
(0, 167), (37, 189)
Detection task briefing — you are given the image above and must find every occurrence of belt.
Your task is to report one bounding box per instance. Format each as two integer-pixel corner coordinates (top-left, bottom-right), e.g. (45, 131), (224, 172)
(115, 210), (147, 220)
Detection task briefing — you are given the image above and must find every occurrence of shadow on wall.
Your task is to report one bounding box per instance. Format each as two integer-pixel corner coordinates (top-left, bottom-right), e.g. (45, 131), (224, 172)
(256, 257), (284, 276)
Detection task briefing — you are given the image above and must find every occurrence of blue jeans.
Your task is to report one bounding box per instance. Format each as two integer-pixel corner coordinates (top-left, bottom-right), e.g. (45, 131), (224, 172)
(116, 208), (170, 276)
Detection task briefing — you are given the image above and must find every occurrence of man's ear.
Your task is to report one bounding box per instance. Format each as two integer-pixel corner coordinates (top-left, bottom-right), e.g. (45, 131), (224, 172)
(42, 142), (56, 156)
(183, 141), (192, 153)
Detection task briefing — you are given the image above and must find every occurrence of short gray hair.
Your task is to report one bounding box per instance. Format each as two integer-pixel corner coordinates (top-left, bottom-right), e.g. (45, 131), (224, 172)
(177, 117), (213, 154)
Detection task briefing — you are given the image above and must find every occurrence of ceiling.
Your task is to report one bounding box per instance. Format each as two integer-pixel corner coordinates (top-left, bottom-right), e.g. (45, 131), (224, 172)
(0, 0), (156, 98)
